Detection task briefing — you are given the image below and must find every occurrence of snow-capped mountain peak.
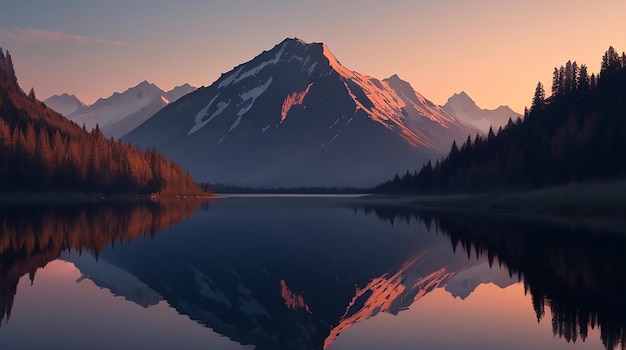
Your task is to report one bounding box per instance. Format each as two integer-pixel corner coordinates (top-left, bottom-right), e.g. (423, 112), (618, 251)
(442, 91), (521, 132)
(123, 38), (477, 187)
(43, 93), (87, 116)
(55, 81), (197, 139)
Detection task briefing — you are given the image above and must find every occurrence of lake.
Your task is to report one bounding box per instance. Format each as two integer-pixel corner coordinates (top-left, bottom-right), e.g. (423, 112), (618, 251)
(0, 196), (624, 349)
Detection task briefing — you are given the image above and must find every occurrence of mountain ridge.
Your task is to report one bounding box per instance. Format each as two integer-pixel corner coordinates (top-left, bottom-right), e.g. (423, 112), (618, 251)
(42, 93), (87, 116)
(45, 81), (197, 139)
(123, 38), (477, 187)
(442, 91), (521, 132)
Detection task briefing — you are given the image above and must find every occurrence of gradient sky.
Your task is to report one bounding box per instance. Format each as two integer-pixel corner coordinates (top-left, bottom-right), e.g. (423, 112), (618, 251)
(2, 0), (626, 113)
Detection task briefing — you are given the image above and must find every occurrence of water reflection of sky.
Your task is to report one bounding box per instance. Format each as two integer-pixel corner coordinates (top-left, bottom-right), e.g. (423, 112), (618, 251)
(2, 259), (249, 350)
(329, 282), (602, 350)
(0, 198), (622, 350)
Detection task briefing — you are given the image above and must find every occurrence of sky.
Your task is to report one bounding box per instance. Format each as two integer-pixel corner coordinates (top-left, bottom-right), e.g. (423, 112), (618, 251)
(2, 0), (626, 113)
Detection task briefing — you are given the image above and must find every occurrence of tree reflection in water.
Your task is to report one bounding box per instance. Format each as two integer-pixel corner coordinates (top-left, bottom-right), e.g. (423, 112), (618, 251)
(0, 199), (202, 327)
(1, 198), (624, 350)
(356, 204), (626, 350)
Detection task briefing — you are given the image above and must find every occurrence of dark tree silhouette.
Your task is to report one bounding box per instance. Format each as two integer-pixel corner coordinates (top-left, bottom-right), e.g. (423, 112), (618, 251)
(377, 46), (626, 194)
(531, 81), (546, 111)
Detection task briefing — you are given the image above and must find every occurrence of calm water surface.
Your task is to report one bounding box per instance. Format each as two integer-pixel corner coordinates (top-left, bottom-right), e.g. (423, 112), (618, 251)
(0, 197), (624, 349)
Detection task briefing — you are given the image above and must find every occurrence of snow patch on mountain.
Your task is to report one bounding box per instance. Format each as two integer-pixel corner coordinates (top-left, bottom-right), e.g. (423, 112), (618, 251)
(229, 115), (242, 132)
(305, 61), (318, 76)
(237, 76), (273, 116)
(218, 66), (244, 89)
(329, 117), (340, 129)
(188, 94), (219, 135)
(320, 134), (339, 148)
(218, 42), (286, 89)
(189, 98), (232, 136)
(280, 83), (313, 124)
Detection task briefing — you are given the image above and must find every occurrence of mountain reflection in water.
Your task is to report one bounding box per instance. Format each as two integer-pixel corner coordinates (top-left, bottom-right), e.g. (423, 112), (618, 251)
(0, 197), (623, 350)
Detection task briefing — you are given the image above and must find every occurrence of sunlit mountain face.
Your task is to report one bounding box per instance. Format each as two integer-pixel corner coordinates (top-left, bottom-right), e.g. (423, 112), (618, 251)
(0, 199), (623, 350)
(123, 38), (476, 187)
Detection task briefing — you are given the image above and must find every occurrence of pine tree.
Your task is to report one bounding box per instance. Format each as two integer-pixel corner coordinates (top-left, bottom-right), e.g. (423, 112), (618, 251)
(28, 87), (36, 100)
(601, 46), (620, 77)
(487, 126), (496, 141)
(577, 64), (590, 92)
(565, 61), (573, 92)
(2, 50), (17, 87)
(552, 67), (561, 96)
(531, 81), (545, 112)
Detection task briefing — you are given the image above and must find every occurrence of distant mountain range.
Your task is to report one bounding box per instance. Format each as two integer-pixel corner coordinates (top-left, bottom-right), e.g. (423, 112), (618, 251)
(122, 38), (478, 187)
(442, 91), (521, 132)
(41, 39), (521, 188)
(41, 93), (87, 116)
(44, 82), (197, 139)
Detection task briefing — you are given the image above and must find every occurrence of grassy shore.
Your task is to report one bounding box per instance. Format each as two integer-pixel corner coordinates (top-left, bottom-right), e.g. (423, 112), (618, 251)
(371, 180), (626, 215)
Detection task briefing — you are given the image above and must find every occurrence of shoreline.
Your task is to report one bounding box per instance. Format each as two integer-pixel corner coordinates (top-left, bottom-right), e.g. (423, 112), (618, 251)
(366, 180), (626, 216)
(0, 192), (214, 205)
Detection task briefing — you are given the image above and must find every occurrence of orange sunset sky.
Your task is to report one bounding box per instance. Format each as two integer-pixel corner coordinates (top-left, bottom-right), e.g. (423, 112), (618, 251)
(2, 0), (626, 113)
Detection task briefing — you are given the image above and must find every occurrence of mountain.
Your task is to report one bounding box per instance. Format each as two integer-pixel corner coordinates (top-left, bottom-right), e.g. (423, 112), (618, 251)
(164, 83), (196, 101)
(42, 93), (87, 116)
(0, 47), (205, 195)
(63, 82), (196, 139)
(442, 91), (521, 132)
(123, 38), (476, 187)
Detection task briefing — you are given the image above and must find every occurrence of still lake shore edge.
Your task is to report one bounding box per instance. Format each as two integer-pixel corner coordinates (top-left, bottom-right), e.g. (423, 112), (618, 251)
(0, 192), (215, 205)
(1, 179), (624, 216)
(366, 180), (626, 216)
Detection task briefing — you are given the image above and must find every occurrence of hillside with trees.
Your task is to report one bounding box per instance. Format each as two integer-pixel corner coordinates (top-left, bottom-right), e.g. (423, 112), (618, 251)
(0, 48), (207, 196)
(378, 46), (626, 194)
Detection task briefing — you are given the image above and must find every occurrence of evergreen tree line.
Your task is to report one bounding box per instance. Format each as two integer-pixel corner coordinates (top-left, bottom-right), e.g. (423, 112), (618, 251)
(0, 48), (207, 195)
(377, 46), (626, 193)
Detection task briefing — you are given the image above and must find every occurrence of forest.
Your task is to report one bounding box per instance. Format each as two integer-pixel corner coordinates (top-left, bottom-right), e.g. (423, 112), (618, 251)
(0, 48), (207, 196)
(378, 46), (626, 194)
